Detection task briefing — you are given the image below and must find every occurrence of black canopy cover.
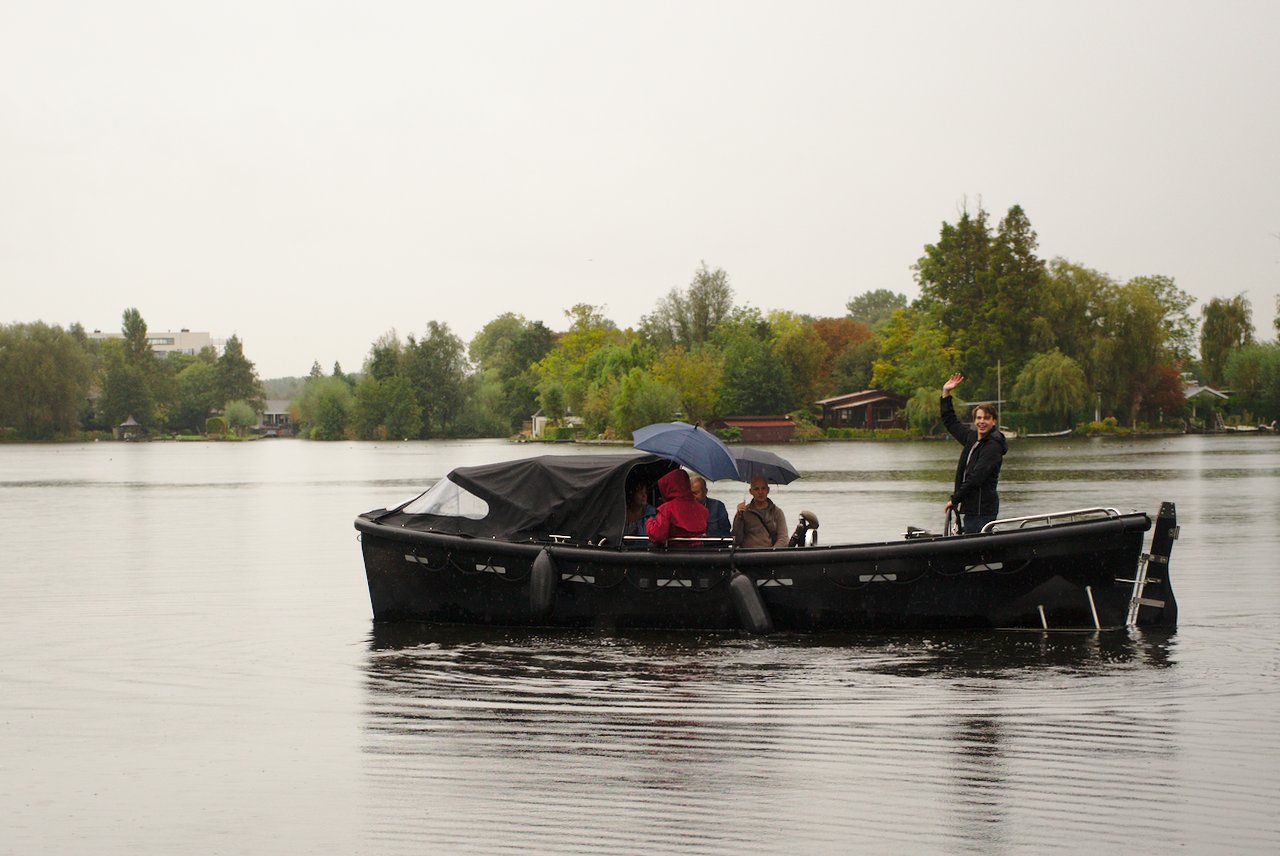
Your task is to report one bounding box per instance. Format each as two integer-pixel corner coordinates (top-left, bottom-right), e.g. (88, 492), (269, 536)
(378, 453), (676, 543)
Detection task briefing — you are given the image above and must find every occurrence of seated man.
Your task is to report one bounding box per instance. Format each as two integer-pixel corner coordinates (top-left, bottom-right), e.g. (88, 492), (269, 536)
(732, 476), (788, 548)
(690, 476), (731, 540)
(645, 469), (709, 547)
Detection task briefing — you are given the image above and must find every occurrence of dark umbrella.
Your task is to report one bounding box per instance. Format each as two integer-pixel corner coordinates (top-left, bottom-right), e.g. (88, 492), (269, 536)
(730, 446), (801, 485)
(632, 422), (739, 482)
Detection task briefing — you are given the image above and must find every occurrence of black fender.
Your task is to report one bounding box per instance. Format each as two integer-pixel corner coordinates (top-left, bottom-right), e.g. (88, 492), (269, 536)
(728, 570), (773, 635)
(530, 549), (557, 621)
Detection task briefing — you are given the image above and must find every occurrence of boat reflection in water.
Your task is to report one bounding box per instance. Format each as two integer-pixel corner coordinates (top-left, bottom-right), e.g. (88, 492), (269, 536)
(360, 625), (1181, 854)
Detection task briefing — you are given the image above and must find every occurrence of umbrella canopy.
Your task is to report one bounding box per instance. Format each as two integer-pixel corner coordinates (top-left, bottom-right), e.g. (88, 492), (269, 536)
(632, 422), (739, 482)
(731, 446), (801, 485)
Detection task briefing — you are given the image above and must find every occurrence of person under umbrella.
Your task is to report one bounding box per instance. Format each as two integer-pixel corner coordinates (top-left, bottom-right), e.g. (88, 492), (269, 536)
(645, 469), (709, 547)
(689, 476), (731, 539)
(732, 476), (788, 548)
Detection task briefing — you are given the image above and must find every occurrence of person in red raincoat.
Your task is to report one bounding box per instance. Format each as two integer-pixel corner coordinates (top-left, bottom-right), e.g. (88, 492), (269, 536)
(645, 469), (709, 547)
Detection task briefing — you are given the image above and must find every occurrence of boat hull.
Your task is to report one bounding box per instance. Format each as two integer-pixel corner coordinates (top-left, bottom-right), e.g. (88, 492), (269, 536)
(356, 506), (1178, 633)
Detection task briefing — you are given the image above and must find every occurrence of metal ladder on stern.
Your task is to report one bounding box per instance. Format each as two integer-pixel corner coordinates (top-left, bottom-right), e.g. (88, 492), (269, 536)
(1121, 502), (1179, 628)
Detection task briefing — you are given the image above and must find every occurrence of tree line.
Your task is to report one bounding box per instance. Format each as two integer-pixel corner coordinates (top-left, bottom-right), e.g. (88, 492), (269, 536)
(4, 203), (1277, 442)
(294, 204), (1277, 440)
(0, 309), (263, 440)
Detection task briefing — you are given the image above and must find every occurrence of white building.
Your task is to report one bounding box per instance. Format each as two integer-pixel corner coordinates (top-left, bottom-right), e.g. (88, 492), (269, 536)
(87, 328), (223, 358)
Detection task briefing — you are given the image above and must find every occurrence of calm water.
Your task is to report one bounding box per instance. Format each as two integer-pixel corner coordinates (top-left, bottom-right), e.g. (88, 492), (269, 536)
(2, 436), (1278, 854)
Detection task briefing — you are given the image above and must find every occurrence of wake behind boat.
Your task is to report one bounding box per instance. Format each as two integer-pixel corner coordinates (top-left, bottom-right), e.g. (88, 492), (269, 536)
(355, 453), (1178, 634)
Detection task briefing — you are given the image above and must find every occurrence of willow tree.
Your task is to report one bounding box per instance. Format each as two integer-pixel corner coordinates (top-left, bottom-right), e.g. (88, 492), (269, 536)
(0, 322), (92, 439)
(1200, 294), (1254, 386)
(1011, 350), (1090, 429)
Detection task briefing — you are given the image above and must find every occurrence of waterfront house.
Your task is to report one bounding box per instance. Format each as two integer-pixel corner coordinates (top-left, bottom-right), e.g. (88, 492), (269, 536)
(815, 389), (908, 431)
(705, 416), (796, 443)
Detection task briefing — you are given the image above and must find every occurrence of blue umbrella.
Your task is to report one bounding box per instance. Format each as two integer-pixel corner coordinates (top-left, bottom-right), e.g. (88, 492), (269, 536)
(731, 446), (801, 485)
(632, 422), (739, 482)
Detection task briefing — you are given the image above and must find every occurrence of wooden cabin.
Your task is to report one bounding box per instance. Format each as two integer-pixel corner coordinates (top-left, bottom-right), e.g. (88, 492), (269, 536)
(815, 390), (908, 430)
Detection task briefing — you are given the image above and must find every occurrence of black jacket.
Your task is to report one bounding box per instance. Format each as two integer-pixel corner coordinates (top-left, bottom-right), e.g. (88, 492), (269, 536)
(941, 395), (1008, 517)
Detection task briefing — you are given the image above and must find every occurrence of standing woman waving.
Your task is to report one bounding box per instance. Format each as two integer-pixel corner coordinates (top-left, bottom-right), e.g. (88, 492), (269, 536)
(941, 373), (1008, 534)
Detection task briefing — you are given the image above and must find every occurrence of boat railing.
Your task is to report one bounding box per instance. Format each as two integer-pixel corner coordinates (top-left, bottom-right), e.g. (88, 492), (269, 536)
(981, 507), (1123, 533)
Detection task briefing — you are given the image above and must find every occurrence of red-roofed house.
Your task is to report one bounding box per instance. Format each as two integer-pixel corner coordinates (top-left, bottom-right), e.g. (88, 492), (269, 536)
(705, 416), (796, 443)
(816, 390), (908, 430)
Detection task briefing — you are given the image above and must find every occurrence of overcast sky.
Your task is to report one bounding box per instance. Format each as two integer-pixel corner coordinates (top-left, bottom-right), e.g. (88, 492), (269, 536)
(3, 1), (1277, 379)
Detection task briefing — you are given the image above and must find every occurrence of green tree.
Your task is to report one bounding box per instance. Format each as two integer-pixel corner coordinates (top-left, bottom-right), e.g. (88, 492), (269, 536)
(845, 289), (908, 329)
(0, 322), (93, 439)
(364, 331), (403, 382)
(99, 308), (160, 428)
(98, 362), (154, 429)
(297, 375), (353, 440)
(1011, 350), (1090, 428)
(388, 376), (425, 438)
(714, 311), (791, 415)
(224, 399), (257, 436)
(1200, 293), (1254, 386)
(577, 339), (654, 435)
(870, 307), (960, 397)
(1224, 343), (1280, 417)
(468, 313), (554, 432)
(914, 204), (993, 343)
(639, 262), (735, 349)
(829, 337), (878, 395)
(913, 204), (1053, 395)
(651, 346), (724, 425)
(905, 386), (947, 435)
(403, 321), (468, 436)
(1134, 275), (1198, 364)
(173, 361), (222, 433)
(121, 307), (151, 366)
(352, 374), (424, 440)
(453, 371), (516, 438)
(611, 368), (681, 435)
(533, 304), (625, 417)
(984, 204), (1050, 373)
(1091, 279), (1170, 424)
(1040, 259), (1112, 369)
(769, 312), (829, 411)
(218, 335), (263, 407)
(539, 383), (566, 422)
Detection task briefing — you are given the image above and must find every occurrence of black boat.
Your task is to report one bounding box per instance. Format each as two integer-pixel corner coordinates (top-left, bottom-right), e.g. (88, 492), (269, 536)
(355, 453), (1178, 634)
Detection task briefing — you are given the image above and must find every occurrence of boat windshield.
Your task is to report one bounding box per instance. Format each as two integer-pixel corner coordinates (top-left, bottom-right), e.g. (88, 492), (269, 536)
(401, 478), (490, 519)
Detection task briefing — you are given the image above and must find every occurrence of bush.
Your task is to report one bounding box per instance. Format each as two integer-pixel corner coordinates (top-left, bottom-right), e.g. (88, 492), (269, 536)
(544, 425), (578, 441)
(205, 416), (228, 436)
(821, 426), (911, 440)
